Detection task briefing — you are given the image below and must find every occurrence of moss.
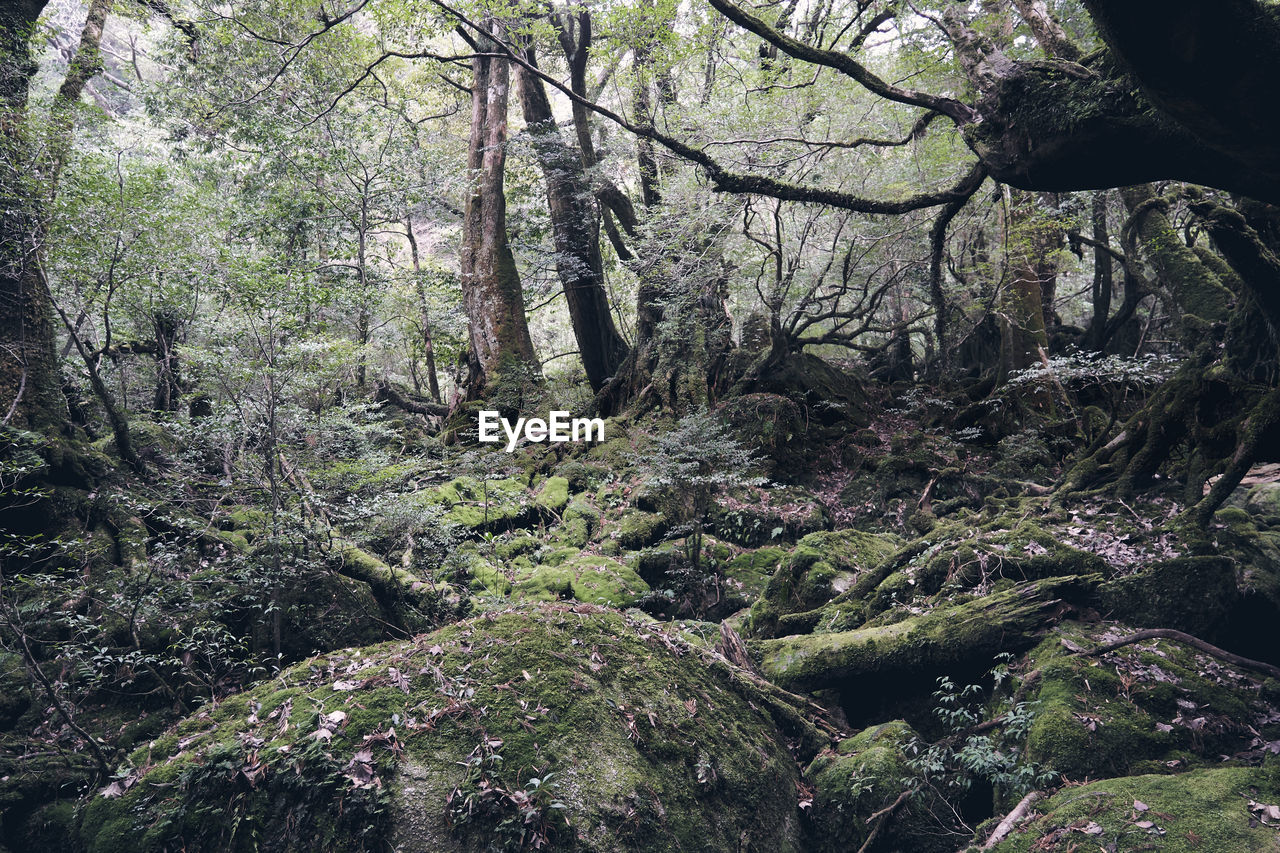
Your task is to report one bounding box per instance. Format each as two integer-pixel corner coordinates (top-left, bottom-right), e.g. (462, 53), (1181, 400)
(807, 721), (951, 853)
(1021, 621), (1280, 781)
(550, 499), (597, 549)
(81, 604), (807, 853)
(757, 576), (1098, 693)
(1243, 482), (1280, 524)
(467, 555), (512, 597)
(984, 766), (1280, 852)
(746, 529), (898, 638)
(534, 476), (570, 514)
(514, 554), (649, 607)
(614, 510), (669, 550)
(334, 542), (431, 605)
(427, 476), (535, 532)
(553, 460), (609, 493)
(1096, 556), (1238, 636)
(226, 507), (269, 542)
(723, 547), (786, 602)
(493, 535), (539, 561)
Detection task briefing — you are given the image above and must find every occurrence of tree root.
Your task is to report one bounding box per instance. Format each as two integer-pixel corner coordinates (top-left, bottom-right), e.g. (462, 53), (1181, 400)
(981, 790), (1041, 849)
(1074, 627), (1280, 680)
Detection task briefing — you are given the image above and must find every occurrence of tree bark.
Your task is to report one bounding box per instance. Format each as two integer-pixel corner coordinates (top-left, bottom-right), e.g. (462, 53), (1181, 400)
(459, 20), (537, 398)
(514, 45), (628, 393)
(404, 215), (441, 403)
(1082, 191), (1113, 351)
(0, 0), (62, 432)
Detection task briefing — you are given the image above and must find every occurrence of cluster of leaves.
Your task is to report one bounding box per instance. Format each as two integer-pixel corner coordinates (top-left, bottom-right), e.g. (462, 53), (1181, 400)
(446, 734), (570, 851)
(906, 656), (1056, 804)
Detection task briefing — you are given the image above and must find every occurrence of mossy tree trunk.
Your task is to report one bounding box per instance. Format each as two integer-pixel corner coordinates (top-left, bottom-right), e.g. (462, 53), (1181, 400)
(997, 188), (1052, 385)
(0, 0), (61, 433)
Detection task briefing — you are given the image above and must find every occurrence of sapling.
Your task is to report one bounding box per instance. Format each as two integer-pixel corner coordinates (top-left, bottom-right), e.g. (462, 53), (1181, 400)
(637, 408), (766, 572)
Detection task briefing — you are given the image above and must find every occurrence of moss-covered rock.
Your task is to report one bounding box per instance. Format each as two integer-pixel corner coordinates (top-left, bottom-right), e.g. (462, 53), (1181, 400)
(550, 498), (598, 548)
(79, 605), (807, 853)
(613, 510), (669, 551)
(1021, 621), (1280, 781)
(756, 576), (1098, 694)
(1096, 556), (1240, 638)
(534, 476), (569, 514)
(513, 554), (649, 607)
(723, 547), (786, 603)
(982, 766), (1280, 852)
(807, 721), (952, 853)
(428, 476), (535, 532)
(745, 529), (899, 639)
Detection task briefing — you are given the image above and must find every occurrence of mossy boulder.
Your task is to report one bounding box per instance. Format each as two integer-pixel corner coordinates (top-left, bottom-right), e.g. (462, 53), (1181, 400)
(746, 529), (899, 639)
(613, 510), (669, 551)
(550, 498), (598, 548)
(533, 476), (570, 514)
(1021, 622), (1280, 781)
(513, 554), (650, 607)
(902, 515), (1108, 600)
(807, 721), (951, 853)
(723, 547), (786, 603)
(1095, 556), (1240, 638)
(428, 476), (535, 532)
(982, 765), (1280, 852)
(79, 605), (807, 853)
(756, 576), (1097, 695)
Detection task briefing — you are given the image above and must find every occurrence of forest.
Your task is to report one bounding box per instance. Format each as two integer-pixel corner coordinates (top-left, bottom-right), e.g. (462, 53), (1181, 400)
(3, 0), (1280, 850)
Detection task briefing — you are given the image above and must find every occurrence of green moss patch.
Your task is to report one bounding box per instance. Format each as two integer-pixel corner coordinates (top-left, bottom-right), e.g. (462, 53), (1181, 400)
(1023, 622), (1280, 780)
(513, 554), (649, 607)
(80, 604), (807, 853)
(984, 766), (1280, 852)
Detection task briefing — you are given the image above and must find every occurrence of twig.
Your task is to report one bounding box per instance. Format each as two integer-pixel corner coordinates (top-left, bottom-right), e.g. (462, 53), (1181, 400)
(858, 789), (911, 853)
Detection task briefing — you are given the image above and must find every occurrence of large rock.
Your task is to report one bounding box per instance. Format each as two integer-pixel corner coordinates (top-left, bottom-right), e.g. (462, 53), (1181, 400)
(982, 765), (1280, 852)
(80, 604), (806, 852)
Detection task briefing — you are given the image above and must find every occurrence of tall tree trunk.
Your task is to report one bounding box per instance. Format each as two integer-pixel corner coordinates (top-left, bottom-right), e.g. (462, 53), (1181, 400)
(553, 10), (638, 260)
(459, 20), (536, 398)
(405, 215), (441, 403)
(998, 188), (1051, 382)
(1083, 191), (1114, 351)
(0, 0), (61, 432)
(515, 45), (628, 393)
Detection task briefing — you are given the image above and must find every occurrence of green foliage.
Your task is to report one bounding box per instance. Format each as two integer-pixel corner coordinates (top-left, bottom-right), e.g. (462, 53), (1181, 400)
(635, 409), (766, 570)
(907, 658), (1056, 805)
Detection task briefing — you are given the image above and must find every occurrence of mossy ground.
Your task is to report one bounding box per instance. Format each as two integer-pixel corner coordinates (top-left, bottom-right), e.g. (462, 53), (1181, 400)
(983, 765), (1280, 852)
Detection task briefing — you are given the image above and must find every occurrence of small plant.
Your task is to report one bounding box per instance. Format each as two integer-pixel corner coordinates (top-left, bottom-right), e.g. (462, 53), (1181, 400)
(447, 735), (569, 850)
(906, 656), (1056, 805)
(636, 409), (766, 572)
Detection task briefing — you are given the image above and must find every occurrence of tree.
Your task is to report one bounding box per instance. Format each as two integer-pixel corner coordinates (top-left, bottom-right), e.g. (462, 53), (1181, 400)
(0, 0), (62, 434)
(514, 36), (628, 394)
(459, 19), (538, 398)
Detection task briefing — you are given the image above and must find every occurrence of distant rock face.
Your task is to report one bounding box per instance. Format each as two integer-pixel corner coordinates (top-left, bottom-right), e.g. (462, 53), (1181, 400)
(80, 604), (806, 853)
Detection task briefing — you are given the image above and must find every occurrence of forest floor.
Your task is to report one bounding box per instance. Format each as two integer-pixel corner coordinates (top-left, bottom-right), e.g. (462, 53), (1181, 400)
(5, 363), (1280, 852)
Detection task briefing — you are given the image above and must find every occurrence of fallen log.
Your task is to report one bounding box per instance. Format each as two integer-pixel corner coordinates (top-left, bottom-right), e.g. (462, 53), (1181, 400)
(754, 575), (1098, 693)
